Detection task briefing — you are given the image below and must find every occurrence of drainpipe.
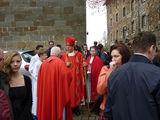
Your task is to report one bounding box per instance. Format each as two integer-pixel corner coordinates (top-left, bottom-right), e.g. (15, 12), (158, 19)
(138, 0), (141, 32)
(159, 0), (160, 20)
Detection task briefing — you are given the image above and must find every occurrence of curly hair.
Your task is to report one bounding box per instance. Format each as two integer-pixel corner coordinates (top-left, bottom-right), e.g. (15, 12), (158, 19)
(3, 51), (21, 76)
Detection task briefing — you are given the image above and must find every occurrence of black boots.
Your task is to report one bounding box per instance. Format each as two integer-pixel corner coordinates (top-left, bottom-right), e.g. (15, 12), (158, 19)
(72, 106), (81, 116)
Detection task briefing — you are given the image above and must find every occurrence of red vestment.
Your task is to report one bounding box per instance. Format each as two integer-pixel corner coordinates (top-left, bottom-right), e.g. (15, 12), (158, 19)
(61, 51), (84, 108)
(37, 55), (72, 120)
(86, 56), (103, 101)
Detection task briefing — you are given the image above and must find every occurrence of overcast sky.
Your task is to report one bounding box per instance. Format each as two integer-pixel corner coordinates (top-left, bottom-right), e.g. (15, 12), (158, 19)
(86, 2), (107, 48)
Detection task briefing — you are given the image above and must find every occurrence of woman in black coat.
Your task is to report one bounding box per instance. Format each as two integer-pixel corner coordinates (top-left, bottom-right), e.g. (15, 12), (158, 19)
(3, 51), (33, 120)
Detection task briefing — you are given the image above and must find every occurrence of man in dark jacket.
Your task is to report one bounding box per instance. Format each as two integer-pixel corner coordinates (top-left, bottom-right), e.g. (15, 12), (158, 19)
(104, 32), (160, 120)
(47, 41), (54, 57)
(75, 40), (82, 53)
(101, 47), (109, 65)
(83, 44), (90, 60)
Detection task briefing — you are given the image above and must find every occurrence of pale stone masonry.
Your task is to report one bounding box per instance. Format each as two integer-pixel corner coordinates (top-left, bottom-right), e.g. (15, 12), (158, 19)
(0, 0), (86, 50)
(105, 0), (160, 46)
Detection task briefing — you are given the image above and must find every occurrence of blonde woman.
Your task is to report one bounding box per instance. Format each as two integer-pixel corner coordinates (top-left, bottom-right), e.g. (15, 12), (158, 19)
(3, 51), (33, 120)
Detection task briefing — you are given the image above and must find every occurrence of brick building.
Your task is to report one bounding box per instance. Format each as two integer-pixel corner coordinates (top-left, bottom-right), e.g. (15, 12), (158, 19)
(0, 0), (86, 50)
(105, 0), (160, 46)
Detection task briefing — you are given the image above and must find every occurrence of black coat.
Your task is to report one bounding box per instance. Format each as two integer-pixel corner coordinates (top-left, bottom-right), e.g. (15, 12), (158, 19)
(0, 71), (13, 119)
(9, 76), (33, 120)
(0, 71), (9, 97)
(153, 55), (160, 67)
(83, 50), (90, 60)
(104, 54), (160, 120)
(75, 45), (82, 53)
(101, 52), (109, 65)
(47, 47), (52, 57)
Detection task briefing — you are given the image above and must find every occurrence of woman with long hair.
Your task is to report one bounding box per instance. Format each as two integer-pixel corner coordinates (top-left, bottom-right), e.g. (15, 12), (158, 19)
(97, 44), (131, 120)
(3, 51), (33, 120)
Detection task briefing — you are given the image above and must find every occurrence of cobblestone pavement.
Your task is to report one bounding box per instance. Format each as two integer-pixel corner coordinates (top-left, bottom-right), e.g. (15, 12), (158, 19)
(73, 105), (98, 120)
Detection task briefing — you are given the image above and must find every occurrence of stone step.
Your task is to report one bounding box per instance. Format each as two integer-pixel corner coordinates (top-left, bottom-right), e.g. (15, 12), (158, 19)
(73, 105), (98, 120)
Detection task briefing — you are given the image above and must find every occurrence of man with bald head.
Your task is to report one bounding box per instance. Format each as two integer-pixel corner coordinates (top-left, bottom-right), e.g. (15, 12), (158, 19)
(37, 47), (72, 120)
(0, 48), (12, 120)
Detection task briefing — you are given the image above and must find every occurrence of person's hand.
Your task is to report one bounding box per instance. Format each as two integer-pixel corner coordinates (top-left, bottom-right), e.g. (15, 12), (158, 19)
(109, 61), (117, 70)
(66, 62), (71, 67)
(83, 62), (87, 67)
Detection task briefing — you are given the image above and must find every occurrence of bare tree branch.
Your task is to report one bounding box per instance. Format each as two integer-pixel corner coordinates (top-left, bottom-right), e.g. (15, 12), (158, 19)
(86, 0), (106, 9)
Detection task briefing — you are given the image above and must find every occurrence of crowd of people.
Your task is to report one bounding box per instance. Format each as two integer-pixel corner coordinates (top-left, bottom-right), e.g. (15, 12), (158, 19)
(0, 31), (160, 120)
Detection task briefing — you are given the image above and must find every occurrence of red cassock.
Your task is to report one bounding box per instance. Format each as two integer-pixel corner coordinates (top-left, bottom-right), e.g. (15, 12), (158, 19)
(86, 56), (103, 101)
(37, 55), (72, 120)
(61, 51), (84, 108)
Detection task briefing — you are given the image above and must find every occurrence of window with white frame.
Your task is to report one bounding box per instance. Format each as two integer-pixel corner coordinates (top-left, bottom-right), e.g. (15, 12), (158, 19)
(110, 18), (113, 26)
(142, 15), (146, 28)
(111, 33), (113, 41)
(123, 26), (127, 39)
(116, 30), (119, 40)
(110, 5), (112, 14)
(116, 0), (118, 9)
(123, 7), (126, 17)
(116, 13), (118, 22)
(131, 0), (134, 11)
(141, 0), (146, 3)
(131, 21), (135, 33)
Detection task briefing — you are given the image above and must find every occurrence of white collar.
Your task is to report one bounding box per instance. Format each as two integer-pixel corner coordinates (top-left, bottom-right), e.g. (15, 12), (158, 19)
(89, 56), (94, 64)
(68, 51), (75, 56)
(91, 56), (94, 58)
(104, 51), (107, 54)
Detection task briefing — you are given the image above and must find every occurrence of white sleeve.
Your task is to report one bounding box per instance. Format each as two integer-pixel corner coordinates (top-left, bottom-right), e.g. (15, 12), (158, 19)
(32, 62), (41, 81)
(29, 57), (35, 75)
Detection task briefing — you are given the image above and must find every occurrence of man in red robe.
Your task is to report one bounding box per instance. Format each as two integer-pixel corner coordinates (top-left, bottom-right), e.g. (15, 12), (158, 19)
(37, 46), (72, 120)
(86, 46), (103, 102)
(61, 36), (84, 116)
